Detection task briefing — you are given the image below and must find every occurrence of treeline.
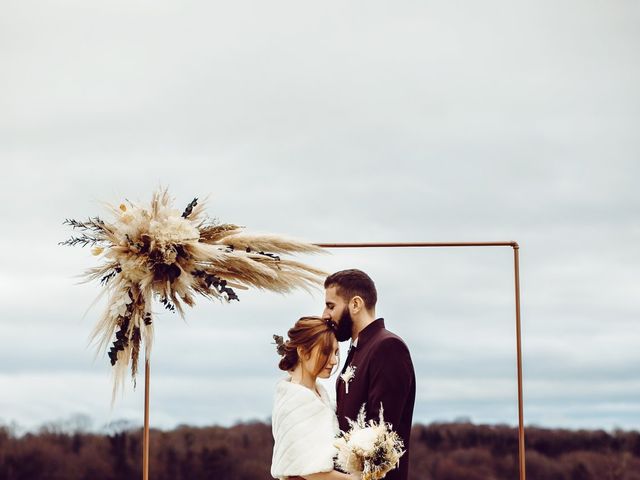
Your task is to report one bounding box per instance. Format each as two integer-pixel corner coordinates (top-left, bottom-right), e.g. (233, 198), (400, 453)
(410, 423), (640, 480)
(1, 420), (639, 480)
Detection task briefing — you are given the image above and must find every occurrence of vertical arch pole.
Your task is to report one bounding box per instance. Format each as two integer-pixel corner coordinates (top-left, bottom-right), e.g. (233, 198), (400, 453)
(143, 359), (150, 480)
(315, 241), (526, 480)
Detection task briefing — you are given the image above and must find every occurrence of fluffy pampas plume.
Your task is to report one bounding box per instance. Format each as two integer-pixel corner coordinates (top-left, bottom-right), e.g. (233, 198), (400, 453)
(61, 188), (326, 401)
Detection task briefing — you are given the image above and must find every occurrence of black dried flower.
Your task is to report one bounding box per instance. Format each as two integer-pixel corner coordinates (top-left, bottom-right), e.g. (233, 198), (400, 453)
(182, 198), (198, 218)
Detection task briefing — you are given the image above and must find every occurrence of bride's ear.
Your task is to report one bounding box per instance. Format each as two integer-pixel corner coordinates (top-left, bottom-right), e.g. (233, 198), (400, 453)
(297, 346), (310, 361)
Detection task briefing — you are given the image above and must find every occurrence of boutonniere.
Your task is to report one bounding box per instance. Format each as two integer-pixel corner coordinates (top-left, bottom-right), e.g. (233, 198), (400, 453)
(340, 365), (357, 394)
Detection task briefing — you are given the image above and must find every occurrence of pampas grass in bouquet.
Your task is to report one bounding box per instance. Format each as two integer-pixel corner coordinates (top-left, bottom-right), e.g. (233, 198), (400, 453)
(61, 188), (326, 402)
(334, 404), (405, 480)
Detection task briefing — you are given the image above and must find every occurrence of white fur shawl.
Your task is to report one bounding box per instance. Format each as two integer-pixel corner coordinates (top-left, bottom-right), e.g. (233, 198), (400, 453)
(271, 378), (339, 479)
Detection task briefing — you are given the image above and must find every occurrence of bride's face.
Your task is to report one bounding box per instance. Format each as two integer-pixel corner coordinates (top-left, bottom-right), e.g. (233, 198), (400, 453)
(301, 336), (340, 379)
(317, 337), (340, 379)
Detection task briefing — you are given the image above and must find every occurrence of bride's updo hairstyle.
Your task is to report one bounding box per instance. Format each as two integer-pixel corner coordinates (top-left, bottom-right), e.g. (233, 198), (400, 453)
(276, 316), (338, 375)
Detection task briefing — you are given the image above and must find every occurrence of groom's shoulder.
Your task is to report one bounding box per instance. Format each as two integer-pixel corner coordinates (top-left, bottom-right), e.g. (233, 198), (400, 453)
(372, 328), (410, 353)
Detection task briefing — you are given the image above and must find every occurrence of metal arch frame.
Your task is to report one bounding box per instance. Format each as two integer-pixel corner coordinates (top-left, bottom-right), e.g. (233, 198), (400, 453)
(141, 240), (526, 480)
(314, 241), (526, 480)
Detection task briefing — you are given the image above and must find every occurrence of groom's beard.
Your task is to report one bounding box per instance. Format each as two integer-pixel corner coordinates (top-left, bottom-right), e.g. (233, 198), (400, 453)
(335, 307), (353, 342)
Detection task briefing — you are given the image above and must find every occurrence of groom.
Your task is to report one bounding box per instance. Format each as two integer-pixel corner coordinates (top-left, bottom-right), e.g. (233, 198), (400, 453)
(323, 269), (416, 480)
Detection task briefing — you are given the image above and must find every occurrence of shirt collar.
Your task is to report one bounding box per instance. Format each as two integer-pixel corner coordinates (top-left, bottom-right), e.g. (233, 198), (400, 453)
(353, 318), (385, 349)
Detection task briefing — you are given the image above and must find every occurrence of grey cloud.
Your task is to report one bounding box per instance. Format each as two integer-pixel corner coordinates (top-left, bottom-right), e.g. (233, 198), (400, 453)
(1, 0), (639, 432)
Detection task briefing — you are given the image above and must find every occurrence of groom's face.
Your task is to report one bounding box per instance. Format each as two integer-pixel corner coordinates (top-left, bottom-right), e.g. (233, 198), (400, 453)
(323, 285), (353, 342)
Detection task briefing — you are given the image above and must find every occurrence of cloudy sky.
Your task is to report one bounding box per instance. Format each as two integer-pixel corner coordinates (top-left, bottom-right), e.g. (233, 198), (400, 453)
(2, 0), (639, 434)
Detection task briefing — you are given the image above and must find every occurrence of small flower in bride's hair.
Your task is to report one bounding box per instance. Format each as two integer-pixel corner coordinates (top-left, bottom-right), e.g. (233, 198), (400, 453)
(341, 365), (356, 394)
(325, 318), (337, 331)
(272, 334), (286, 356)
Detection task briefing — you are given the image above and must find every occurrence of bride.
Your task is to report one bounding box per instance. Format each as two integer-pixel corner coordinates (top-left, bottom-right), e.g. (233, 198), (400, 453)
(271, 316), (358, 480)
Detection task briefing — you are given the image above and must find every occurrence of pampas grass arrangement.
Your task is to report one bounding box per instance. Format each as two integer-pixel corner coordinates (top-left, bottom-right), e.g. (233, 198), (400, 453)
(334, 404), (405, 480)
(61, 188), (326, 401)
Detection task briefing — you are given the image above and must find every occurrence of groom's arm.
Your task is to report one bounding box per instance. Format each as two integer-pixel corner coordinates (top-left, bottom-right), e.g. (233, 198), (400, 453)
(368, 337), (413, 428)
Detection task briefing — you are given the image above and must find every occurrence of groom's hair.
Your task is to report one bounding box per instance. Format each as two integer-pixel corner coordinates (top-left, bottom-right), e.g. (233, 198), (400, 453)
(324, 269), (377, 311)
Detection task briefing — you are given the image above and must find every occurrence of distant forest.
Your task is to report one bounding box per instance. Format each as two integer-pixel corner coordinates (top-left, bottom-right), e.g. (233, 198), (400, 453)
(1, 420), (639, 480)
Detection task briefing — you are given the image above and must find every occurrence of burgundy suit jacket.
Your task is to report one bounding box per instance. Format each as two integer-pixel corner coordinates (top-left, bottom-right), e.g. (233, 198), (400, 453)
(336, 318), (416, 480)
